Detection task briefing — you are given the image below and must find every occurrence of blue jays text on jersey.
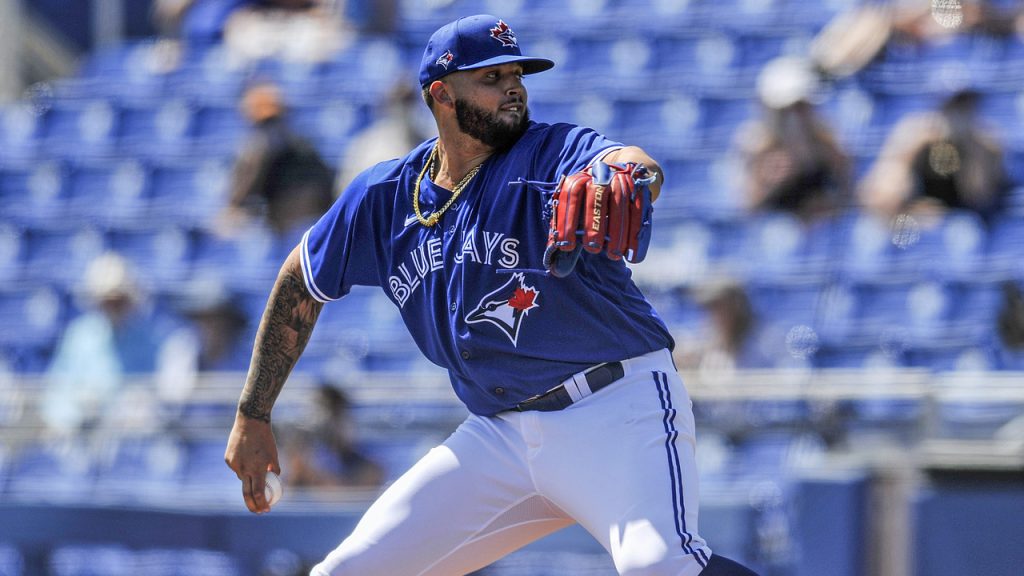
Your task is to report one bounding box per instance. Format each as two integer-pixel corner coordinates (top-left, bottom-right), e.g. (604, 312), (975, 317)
(300, 121), (674, 415)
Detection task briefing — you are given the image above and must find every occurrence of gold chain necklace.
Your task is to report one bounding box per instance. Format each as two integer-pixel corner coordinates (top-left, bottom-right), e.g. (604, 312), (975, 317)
(412, 144), (481, 227)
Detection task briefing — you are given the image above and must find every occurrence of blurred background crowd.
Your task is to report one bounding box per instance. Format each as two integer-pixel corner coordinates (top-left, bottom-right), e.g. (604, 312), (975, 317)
(0, 1), (1023, 575)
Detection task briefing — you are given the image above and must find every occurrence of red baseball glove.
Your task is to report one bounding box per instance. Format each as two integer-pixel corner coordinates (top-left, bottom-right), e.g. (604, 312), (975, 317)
(543, 161), (656, 278)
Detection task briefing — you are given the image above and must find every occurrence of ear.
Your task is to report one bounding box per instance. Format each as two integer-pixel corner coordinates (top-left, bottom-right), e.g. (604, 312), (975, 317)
(428, 81), (453, 107)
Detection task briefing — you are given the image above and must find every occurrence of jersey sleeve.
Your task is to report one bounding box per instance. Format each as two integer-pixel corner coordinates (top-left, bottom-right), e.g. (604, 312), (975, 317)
(299, 168), (379, 303)
(540, 123), (624, 180)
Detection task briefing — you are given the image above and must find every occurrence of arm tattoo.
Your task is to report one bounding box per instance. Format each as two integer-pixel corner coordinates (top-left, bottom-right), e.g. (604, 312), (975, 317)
(238, 268), (323, 422)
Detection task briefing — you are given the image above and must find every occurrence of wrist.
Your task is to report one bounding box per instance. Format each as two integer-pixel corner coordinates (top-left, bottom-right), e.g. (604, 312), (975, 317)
(238, 402), (271, 424)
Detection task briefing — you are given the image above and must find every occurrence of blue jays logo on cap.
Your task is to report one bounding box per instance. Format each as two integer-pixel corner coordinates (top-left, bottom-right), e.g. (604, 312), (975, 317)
(419, 14), (554, 87)
(436, 50), (455, 70)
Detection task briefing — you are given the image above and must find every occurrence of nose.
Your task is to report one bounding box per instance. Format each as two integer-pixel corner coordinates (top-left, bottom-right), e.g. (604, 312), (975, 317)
(505, 76), (524, 98)
(506, 85), (524, 103)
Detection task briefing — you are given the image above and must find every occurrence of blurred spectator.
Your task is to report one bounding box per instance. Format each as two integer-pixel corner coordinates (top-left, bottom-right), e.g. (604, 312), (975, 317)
(160, 280), (251, 384)
(735, 57), (850, 222)
(178, 287), (251, 372)
(342, 0), (398, 35)
(673, 279), (771, 373)
(220, 80), (335, 237)
(811, 0), (1024, 79)
(223, 0), (352, 63)
(153, 0), (256, 46)
(42, 253), (179, 435)
(858, 88), (1008, 221)
(998, 281), (1024, 349)
(336, 81), (436, 192)
(277, 384), (384, 490)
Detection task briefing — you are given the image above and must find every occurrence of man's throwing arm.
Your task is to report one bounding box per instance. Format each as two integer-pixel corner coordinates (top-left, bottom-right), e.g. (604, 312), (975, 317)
(224, 245), (324, 513)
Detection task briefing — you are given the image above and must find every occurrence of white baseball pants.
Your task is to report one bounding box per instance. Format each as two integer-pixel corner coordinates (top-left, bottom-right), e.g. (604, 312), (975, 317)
(310, 348), (712, 576)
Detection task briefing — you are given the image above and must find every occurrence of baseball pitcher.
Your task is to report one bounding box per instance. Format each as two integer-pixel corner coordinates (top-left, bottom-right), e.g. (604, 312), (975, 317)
(225, 14), (760, 576)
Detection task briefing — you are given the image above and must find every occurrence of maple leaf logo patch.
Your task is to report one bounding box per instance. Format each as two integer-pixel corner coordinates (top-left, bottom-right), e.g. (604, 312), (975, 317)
(489, 20), (518, 48)
(466, 273), (539, 346)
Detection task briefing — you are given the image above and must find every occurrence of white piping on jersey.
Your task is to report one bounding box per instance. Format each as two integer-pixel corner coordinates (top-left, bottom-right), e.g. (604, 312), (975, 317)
(589, 145), (624, 168)
(300, 228), (337, 303)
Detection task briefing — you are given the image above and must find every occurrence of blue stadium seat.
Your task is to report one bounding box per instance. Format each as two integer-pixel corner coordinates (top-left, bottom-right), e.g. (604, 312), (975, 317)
(845, 279), (953, 344)
(106, 226), (193, 286)
(75, 41), (172, 101)
(0, 160), (69, 227)
(146, 158), (231, 227)
(65, 159), (149, 227)
(0, 102), (42, 161)
(986, 215), (1024, 277)
(0, 224), (24, 285)
(812, 342), (906, 370)
(117, 98), (195, 157)
(49, 545), (135, 576)
(700, 96), (755, 147)
(944, 279), (1004, 338)
(21, 226), (106, 288)
(356, 434), (437, 484)
(904, 342), (996, 372)
(38, 99), (119, 158)
(164, 45), (248, 105)
(289, 99), (373, 161)
(134, 548), (241, 576)
(0, 286), (66, 350)
(730, 431), (826, 476)
(190, 104), (248, 155)
(393, 0), (473, 34)
(655, 156), (744, 219)
(843, 394), (926, 442)
(6, 439), (96, 503)
(49, 546), (241, 576)
(612, 94), (703, 148)
(189, 227), (278, 291)
(0, 544), (23, 576)
(92, 437), (186, 502)
(320, 39), (407, 101)
(651, 32), (748, 93)
(736, 31), (810, 69)
(564, 34), (658, 89)
(738, 213), (829, 280)
(747, 278), (829, 332)
(179, 438), (240, 503)
(835, 210), (987, 282)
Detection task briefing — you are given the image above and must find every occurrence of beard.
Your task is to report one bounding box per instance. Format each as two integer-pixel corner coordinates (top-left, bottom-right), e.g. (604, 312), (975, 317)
(454, 98), (529, 152)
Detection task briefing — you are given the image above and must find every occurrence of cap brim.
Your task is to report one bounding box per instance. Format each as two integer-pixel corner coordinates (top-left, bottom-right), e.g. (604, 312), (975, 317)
(458, 55), (554, 75)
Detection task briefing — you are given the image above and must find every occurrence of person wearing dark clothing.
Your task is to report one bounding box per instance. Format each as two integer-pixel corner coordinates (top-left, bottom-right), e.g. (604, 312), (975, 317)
(223, 81), (335, 236)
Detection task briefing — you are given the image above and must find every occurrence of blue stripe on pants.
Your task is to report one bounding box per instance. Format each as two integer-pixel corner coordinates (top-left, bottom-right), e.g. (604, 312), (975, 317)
(655, 371), (709, 567)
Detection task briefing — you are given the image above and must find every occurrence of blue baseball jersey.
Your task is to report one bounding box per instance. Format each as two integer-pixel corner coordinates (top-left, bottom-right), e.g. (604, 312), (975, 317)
(300, 121), (673, 415)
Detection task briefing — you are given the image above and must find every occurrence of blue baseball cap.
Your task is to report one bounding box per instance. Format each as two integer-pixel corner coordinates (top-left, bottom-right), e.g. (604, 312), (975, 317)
(419, 14), (554, 87)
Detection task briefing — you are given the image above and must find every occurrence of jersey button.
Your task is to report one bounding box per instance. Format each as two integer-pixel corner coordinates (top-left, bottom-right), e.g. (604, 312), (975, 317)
(447, 225), (456, 235)
(460, 350), (471, 360)
(450, 302), (457, 312)
(494, 387), (505, 395)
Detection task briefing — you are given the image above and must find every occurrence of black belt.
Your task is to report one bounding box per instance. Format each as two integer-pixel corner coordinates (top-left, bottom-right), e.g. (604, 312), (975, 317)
(515, 361), (625, 412)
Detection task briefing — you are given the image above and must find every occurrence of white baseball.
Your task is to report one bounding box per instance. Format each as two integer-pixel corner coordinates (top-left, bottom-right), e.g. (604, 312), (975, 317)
(264, 471), (283, 507)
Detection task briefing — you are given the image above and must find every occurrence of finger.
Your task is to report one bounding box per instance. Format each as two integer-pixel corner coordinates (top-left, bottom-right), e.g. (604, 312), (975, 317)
(605, 171), (632, 260)
(582, 179), (609, 254)
(626, 180), (652, 263)
(554, 172), (589, 252)
(250, 473), (270, 514)
(241, 474), (260, 514)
